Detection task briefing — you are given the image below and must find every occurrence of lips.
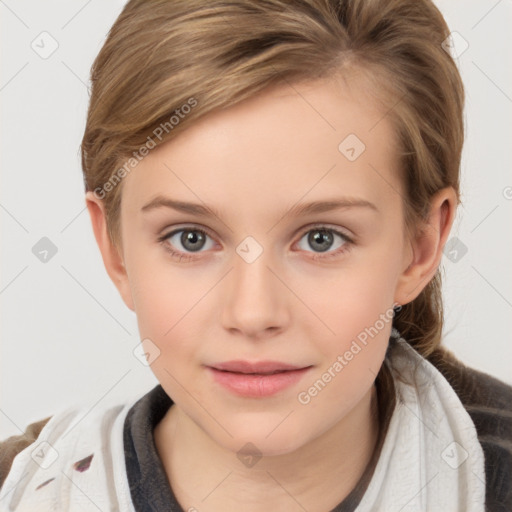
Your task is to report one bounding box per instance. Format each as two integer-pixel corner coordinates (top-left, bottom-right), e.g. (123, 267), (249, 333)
(209, 360), (307, 374)
(206, 360), (313, 397)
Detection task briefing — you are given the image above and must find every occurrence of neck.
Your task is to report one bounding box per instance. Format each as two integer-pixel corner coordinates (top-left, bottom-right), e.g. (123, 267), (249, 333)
(154, 384), (381, 512)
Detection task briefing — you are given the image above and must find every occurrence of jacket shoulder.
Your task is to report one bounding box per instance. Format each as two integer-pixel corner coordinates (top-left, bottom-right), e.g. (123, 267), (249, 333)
(428, 347), (512, 512)
(0, 416), (53, 491)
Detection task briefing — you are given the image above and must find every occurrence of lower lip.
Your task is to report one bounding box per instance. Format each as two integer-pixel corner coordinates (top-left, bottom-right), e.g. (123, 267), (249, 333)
(207, 366), (312, 397)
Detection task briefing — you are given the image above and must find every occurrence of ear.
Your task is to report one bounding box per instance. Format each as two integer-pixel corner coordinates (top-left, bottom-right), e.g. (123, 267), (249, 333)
(85, 191), (135, 311)
(394, 186), (457, 306)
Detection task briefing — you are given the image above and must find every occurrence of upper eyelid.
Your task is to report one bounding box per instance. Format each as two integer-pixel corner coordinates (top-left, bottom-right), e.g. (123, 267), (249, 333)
(160, 224), (219, 243)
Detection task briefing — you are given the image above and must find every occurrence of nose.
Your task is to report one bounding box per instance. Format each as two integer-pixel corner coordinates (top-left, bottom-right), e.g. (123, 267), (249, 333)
(221, 245), (290, 340)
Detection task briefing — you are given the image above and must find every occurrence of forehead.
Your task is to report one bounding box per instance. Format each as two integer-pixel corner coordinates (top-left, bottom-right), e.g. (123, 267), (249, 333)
(121, 76), (402, 221)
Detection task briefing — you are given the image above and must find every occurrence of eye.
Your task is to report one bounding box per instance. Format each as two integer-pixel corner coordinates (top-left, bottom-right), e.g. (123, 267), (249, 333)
(158, 224), (353, 263)
(158, 227), (216, 261)
(296, 225), (352, 260)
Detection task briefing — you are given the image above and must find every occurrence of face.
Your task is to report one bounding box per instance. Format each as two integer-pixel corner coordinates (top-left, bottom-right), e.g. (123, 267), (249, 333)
(108, 76), (414, 456)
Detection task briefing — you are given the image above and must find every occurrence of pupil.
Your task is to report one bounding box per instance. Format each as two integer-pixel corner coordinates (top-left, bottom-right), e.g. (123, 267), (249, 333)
(182, 230), (204, 251)
(310, 230), (332, 252)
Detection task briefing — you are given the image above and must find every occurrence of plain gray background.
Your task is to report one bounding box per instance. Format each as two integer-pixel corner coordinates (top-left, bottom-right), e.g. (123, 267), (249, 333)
(1, 0), (511, 440)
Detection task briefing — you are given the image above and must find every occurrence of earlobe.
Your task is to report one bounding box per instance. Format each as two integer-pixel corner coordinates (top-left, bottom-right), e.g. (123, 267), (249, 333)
(394, 187), (457, 306)
(85, 192), (135, 312)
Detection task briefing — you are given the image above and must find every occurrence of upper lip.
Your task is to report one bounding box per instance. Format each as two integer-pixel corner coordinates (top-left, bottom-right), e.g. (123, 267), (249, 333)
(209, 360), (310, 374)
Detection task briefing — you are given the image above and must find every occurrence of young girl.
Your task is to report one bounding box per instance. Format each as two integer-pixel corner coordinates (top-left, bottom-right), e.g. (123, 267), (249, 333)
(1, 1), (511, 511)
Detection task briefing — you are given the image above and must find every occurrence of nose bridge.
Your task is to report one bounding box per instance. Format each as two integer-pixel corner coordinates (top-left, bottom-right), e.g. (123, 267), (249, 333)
(221, 235), (288, 335)
(232, 235), (276, 302)
(234, 242), (272, 290)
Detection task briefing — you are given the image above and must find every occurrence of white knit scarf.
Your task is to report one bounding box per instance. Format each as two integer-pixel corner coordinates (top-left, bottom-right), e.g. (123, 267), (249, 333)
(0, 332), (486, 511)
(354, 331), (486, 511)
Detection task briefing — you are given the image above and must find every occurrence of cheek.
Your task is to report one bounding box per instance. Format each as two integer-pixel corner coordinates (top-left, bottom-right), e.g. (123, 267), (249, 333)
(133, 277), (201, 346)
(126, 250), (217, 374)
(295, 245), (399, 402)
(296, 282), (393, 421)
(124, 237), (202, 334)
(305, 251), (400, 344)
(131, 267), (204, 388)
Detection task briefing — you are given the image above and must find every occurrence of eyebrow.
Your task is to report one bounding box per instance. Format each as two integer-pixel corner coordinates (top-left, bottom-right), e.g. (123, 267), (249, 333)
(141, 195), (378, 219)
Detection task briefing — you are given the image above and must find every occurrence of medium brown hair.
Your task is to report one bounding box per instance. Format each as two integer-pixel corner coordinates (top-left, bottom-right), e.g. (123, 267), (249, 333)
(81, 0), (465, 360)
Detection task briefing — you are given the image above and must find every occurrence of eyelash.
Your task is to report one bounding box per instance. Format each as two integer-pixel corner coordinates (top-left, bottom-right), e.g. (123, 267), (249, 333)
(157, 224), (354, 263)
